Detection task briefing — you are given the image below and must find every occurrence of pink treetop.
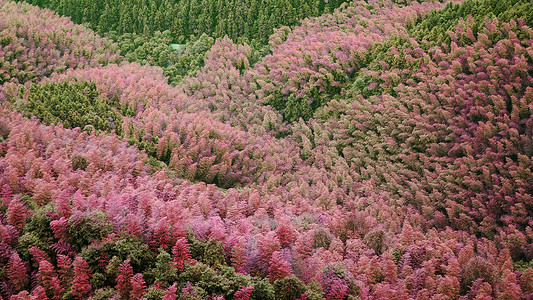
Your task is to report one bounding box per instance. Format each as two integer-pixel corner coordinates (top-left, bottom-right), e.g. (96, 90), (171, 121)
(71, 256), (92, 299)
(7, 252), (29, 291)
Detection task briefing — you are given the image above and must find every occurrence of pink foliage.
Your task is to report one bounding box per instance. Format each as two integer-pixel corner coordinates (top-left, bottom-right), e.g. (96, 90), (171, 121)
(172, 237), (192, 272)
(116, 259), (134, 299)
(162, 283), (178, 300)
(0, 0), (120, 86)
(267, 251), (293, 282)
(1, 0), (532, 298)
(28, 246), (50, 265)
(1, 184), (13, 207)
(233, 285), (254, 300)
(71, 256), (92, 299)
(50, 217), (69, 241)
(7, 252), (29, 291)
(6, 197), (29, 232)
(130, 273), (146, 299)
(37, 260), (56, 292)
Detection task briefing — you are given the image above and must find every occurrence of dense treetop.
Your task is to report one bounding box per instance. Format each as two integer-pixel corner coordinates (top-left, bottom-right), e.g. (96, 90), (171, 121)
(0, 0), (120, 85)
(1, 0), (533, 299)
(17, 0), (348, 43)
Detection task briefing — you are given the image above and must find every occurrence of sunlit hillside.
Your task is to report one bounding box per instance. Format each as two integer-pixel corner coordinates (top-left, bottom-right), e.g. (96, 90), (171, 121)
(0, 0), (532, 299)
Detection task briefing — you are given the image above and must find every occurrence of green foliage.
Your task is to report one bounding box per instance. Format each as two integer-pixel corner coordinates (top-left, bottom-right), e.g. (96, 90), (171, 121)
(142, 286), (166, 300)
(273, 275), (306, 300)
(461, 257), (498, 293)
(514, 259), (533, 272)
(90, 287), (117, 300)
(409, 0), (533, 46)
(68, 210), (114, 250)
(109, 30), (209, 85)
(202, 238), (226, 268)
(81, 237), (156, 275)
(90, 273), (108, 290)
(146, 156), (165, 174)
(282, 95), (315, 123)
(153, 248), (178, 284)
(106, 256), (122, 281)
(72, 154), (90, 171)
(19, 0), (348, 44)
(110, 30), (177, 66)
(187, 231), (206, 261)
(164, 33), (215, 84)
(249, 278), (276, 300)
(61, 291), (75, 300)
(22, 204), (55, 245)
(16, 232), (48, 261)
(348, 35), (416, 99)
(312, 227), (333, 249)
(305, 281), (325, 300)
(218, 266), (257, 292)
(363, 228), (388, 255)
(11, 81), (123, 135)
(180, 262), (234, 296)
(177, 263), (274, 299)
(19, 194), (38, 211)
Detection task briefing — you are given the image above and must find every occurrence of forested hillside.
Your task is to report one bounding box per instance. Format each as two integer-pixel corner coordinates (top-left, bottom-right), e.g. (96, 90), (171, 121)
(17, 0), (347, 43)
(1, 0), (533, 299)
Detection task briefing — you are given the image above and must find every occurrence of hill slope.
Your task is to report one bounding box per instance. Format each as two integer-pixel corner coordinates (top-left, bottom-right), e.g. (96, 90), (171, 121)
(0, 0), (532, 299)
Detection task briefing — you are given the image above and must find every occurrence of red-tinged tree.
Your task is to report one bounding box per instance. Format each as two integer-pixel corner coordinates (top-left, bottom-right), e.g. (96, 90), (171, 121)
(6, 197), (29, 232)
(30, 286), (47, 300)
(162, 283), (178, 300)
(151, 217), (172, 251)
(56, 254), (73, 283)
(230, 236), (247, 274)
(436, 276), (460, 299)
(0, 241), (15, 267)
(233, 285), (254, 300)
(443, 256), (461, 279)
(268, 251), (293, 283)
(49, 242), (76, 257)
(380, 252), (398, 283)
(28, 247), (50, 265)
(172, 237), (191, 272)
(275, 217), (297, 248)
(179, 282), (202, 300)
(324, 281), (349, 300)
(55, 191), (71, 219)
(466, 279), (493, 300)
(498, 269), (523, 300)
(10, 290), (30, 300)
(521, 268), (533, 294)
(458, 244), (476, 267)
(71, 256), (92, 299)
(7, 252), (29, 291)
(0, 224), (14, 246)
(130, 273), (146, 299)
(321, 265), (354, 300)
(124, 213), (143, 239)
(258, 231), (282, 270)
(49, 276), (64, 300)
(116, 259), (134, 300)
(49, 217), (69, 241)
(0, 0), (120, 86)
(1, 184), (13, 208)
(371, 283), (399, 300)
(38, 260), (56, 292)
(208, 216), (227, 242)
